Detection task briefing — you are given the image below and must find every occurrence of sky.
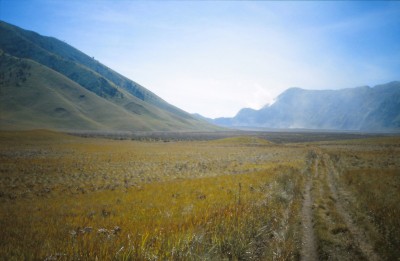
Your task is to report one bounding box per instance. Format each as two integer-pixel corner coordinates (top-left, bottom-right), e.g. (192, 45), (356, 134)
(1, 1), (400, 118)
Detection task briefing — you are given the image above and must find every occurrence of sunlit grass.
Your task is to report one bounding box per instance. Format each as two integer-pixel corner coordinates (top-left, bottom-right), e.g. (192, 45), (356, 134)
(340, 168), (400, 260)
(324, 137), (400, 260)
(2, 131), (398, 260)
(0, 131), (305, 260)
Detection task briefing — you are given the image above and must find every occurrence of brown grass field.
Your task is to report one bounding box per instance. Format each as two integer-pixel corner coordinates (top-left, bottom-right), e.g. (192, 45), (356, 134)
(0, 130), (399, 260)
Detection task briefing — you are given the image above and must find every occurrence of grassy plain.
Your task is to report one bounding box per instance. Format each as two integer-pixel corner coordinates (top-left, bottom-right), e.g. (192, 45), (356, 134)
(319, 138), (400, 260)
(0, 130), (399, 260)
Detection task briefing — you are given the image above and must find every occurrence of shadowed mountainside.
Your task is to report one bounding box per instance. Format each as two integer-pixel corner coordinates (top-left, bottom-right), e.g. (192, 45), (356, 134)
(0, 21), (218, 131)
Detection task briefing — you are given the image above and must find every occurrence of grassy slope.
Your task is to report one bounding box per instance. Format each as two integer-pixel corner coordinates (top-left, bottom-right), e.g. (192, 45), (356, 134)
(0, 21), (217, 131)
(0, 53), (214, 131)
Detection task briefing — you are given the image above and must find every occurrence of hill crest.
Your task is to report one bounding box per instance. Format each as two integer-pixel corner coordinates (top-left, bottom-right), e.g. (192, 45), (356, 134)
(0, 21), (218, 131)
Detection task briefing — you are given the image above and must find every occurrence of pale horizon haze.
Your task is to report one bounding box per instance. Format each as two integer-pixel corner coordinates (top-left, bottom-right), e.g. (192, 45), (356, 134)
(1, 1), (399, 118)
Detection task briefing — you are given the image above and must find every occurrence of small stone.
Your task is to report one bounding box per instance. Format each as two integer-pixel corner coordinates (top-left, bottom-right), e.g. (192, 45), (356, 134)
(97, 228), (108, 234)
(113, 226), (121, 234)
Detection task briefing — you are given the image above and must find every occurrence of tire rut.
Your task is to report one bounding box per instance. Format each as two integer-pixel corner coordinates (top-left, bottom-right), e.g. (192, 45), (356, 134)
(300, 153), (318, 261)
(322, 153), (381, 261)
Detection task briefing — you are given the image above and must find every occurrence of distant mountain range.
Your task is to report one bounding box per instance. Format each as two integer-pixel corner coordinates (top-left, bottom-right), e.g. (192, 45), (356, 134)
(0, 21), (218, 131)
(212, 82), (400, 131)
(1, 21), (399, 133)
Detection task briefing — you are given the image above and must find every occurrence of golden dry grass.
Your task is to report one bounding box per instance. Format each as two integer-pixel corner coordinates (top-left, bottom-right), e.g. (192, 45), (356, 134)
(0, 130), (306, 260)
(313, 137), (400, 260)
(327, 140), (400, 260)
(1, 131), (399, 260)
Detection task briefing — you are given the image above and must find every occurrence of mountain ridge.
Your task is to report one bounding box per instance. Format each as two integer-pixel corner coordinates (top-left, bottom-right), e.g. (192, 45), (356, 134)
(213, 82), (400, 131)
(0, 21), (218, 131)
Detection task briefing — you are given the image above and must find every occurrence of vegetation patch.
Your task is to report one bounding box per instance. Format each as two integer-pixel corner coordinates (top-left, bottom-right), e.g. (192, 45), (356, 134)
(0, 130), (305, 260)
(0, 131), (399, 260)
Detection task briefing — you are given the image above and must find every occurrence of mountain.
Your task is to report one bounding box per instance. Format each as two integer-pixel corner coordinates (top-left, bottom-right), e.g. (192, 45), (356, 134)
(213, 82), (400, 131)
(191, 113), (215, 123)
(0, 21), (218, 131)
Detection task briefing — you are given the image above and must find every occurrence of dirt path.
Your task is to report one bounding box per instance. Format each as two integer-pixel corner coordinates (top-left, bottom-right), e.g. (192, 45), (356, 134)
(323, 154), (381, 261)
(300, 155), (318, 261)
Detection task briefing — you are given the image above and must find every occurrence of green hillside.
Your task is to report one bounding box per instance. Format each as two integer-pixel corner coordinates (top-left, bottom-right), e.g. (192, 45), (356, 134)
(0, 21), (218, 131)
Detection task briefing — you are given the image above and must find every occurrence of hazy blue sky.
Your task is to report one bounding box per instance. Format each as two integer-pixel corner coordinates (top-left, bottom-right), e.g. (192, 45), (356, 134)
(1, 1), (399, 118)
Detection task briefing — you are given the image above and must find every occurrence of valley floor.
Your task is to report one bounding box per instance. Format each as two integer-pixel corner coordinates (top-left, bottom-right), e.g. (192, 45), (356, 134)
(0, 130), (399, 260)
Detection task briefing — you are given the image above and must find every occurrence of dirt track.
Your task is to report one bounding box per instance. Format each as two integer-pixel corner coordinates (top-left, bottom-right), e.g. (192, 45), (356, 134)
(300, 154), (318, 261)
(323, 153), (381, 261)
(300, 149), (382, 261)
